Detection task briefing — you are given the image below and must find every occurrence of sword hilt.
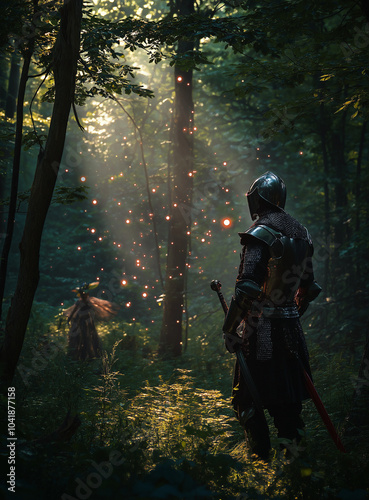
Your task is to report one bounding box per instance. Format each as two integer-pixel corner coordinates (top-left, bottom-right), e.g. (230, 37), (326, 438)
(210, 280), (228, 315)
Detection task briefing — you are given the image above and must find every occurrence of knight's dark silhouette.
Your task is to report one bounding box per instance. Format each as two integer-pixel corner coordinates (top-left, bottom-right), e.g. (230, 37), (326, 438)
(223, 171), (321, 460)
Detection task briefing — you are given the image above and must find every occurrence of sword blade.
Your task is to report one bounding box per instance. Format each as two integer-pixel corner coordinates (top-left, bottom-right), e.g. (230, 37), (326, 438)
(210, 279), (347, 453)
(302, 366), (346, 453)
(210, 280), (265, 418)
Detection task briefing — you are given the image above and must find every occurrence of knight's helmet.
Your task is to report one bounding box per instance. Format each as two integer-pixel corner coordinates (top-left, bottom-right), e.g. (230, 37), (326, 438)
(246, 171), (286, 220)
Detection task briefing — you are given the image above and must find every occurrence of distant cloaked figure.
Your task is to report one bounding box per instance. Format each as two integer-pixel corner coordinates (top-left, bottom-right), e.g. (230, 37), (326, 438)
(64, 282), (119, 361)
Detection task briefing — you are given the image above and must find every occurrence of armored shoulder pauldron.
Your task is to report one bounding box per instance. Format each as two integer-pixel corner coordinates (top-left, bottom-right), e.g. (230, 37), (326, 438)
(239, 224), (313, 315)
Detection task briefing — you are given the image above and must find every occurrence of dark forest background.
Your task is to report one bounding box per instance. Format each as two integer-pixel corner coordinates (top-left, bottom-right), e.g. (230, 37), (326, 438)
(0, 0), (369, 498)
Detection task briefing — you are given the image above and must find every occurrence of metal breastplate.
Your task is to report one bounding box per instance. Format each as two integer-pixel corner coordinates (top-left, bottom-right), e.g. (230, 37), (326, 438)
(242, 225), (312, 318)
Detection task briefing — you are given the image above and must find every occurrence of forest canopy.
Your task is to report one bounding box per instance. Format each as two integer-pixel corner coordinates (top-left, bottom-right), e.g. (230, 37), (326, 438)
(0, 0), (368, 498)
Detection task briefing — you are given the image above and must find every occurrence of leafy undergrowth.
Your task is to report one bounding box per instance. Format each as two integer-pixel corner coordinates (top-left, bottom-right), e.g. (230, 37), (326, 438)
(1, 309), (368, 500)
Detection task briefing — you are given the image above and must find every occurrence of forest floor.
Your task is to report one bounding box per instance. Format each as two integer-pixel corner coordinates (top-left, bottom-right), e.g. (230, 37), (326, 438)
(1, 306), (368, 500)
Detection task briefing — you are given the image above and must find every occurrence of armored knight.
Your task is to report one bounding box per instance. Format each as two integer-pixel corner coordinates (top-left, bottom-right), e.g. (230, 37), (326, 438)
(223, 171), (321, 460)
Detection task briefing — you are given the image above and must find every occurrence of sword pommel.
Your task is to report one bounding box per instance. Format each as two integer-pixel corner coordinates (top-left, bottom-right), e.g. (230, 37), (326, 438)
(210, 279), (222, 291)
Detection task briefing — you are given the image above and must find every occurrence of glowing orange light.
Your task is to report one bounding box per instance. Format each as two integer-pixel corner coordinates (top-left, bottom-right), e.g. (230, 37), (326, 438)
(142, 292), (148, 298)
(165, 215), (170, 221)
(126, 219), (131, 224)
(77, 246), (81, 250)
(221, 217), (232, 228)
(91, 228), (96, 233)
(299, 151), (303, 155)
(92, 199), (98, 205)
(121, 279), (127, 286)
(98, 237), (102, 241)
(177, 76), (183, 82)
(126, 302), (131, 307)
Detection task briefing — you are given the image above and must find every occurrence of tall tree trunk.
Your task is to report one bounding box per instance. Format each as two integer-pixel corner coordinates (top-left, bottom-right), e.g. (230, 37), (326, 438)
(159, 0), (194, 357)
(344, 319), (369, 438)
(5, 49), (21, 120)
(0, 0), (83, 388)
(0, 43), (34, 322)
(360, 0), (369, 23)
(329, 103), (348, 305)
(319, 103), (331, 296)
(0, 48), (22, 288)
(0, 53), (10, 110)
(355, 120), (367, 284)
(331, 132), (348, 248)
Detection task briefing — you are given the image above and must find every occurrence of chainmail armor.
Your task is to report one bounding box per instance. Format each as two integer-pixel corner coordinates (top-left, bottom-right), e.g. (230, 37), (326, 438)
(238, 209), (311, 362)
(255, 209), (310, 241)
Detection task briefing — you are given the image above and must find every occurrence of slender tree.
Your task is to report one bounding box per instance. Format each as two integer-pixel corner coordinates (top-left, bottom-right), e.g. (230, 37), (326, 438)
(0, 22), (36, 322)
(5, 49), (21, 120)
(0, 0), (83, 387)
(159, 0), (195, 356)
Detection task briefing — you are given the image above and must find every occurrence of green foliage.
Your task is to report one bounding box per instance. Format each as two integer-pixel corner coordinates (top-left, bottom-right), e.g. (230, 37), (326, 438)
(1, 0), (369, 498)
(1, 307), (367, 499)
(52, 185), (89, 205)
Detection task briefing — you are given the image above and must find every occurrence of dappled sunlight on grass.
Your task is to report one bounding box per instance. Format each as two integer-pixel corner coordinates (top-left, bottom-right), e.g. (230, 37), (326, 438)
(5, 309), (369, 499)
